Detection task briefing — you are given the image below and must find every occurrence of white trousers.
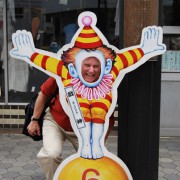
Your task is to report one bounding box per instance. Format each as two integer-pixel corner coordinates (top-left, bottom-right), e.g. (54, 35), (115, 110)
(37, 110), (78, 180)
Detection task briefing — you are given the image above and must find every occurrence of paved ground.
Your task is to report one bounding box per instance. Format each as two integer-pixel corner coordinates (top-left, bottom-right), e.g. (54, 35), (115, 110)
(0, 129), (180, 180)
(159, 137), (180, 180)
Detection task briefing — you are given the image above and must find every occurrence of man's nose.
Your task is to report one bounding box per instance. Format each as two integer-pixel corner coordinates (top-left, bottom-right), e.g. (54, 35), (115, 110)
(89, 66), (94, 72)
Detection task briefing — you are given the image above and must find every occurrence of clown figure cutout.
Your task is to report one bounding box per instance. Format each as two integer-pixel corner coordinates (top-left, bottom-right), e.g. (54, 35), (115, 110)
(10, 12), (166, 179)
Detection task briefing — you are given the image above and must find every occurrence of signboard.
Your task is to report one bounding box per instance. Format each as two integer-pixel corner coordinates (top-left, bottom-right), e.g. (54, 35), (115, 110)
(10, 11), (166, 180)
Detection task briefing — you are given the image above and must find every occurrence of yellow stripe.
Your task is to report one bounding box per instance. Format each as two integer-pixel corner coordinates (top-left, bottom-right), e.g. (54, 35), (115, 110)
(46, 57), (59, 74)
(77, 97), (89, 104)
(113, 55), (124, 72)
(134, 49), (142, 60)
(62, 79), (71, 87)
(91, 107), (106, 118)
(61, 66), (69, 79)
(33, 54), (43, 66)
(111, 71), (117, 79)
(76, 36), (100, 43)
(81, 107), (91, 119)
(92, 98), (111, 108)
(81, 29), (95, 34)
(123, 51), (134, 66)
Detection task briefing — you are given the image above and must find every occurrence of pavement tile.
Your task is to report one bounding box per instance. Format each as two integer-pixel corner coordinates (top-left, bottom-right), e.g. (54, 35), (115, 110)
(31, 172), (46, 180)
(12, 161), (27, 167)
(159, 158), (173, 163)
(159, 148), (169, 153)
(0, 169), (8, 175)
(16, 156), (31, 162)
(159, 152), (172, 158)
(175, 166), (180, 171)
(158, 170), (165, 177)
(23, 164), (39, 170)
(19, 170), (35, 176)
(28, 159), (39, 164)
(5, 153), (21, 159)
(0, 163), (12, 169)
(2, 172), (20, 179)
(0, 151), (10, 155)
(7, 166), (24, 173)
(164, 174), (180, 180)
(162, 168), (179, 174)
(1, 158), (16, 163)
(173, 161), (180, 166)
(35, 167), (44, 173)
(160, 162), (176, 169)
(172, 156), (180, 160)
(15, 176), (32, 180)
(170, 151), (180, 156)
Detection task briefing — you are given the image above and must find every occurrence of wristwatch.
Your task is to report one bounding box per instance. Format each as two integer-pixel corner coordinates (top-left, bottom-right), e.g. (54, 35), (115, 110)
(31, 116), (39, 121)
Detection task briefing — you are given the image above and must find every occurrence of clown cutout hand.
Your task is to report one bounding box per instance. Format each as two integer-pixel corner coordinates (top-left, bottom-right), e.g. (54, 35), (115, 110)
(10, 11), (166, 177)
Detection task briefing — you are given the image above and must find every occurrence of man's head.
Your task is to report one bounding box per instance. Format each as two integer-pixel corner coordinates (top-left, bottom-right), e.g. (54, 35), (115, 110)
(81, 56), (101, 83)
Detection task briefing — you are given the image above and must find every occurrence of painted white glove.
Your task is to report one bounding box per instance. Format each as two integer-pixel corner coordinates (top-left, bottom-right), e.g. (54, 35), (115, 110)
(10, 30), (35, 60)
(140, 26), (166, 54)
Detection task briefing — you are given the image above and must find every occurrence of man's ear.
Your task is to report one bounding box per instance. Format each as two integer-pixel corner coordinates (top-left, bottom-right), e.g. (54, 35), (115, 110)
(104, 58), (112, 75)
(68, 63), (78, 78)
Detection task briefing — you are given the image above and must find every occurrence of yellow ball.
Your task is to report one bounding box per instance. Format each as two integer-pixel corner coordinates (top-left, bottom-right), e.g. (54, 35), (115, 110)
(58, 156), (129, 180)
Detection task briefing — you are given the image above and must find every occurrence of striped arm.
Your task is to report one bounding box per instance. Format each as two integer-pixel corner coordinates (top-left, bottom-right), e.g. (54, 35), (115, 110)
(111, 48), (144, 79)
(30, 53), (71, 81)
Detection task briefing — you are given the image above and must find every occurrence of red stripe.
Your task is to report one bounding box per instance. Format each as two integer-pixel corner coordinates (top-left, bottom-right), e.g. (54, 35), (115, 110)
(75, 41), (102, 49)
(84, 26), (92, 30)
(129, 50), (137, 63)
(118, 53), (128, 68)
(76, 94), (82, 98)
(111, 66), (119, 77)
(79, 33), (97, 38)
(79, 102), (89, 109)
(138, 48), (144, 56)
(41, 56), (48, 69)
(30, 52), (38, 62)
(84, 117), (91, 122)
(57, 61), (64, 76)
(105, 94), (112, 103)
(91, 102), (108, 112)
(67, 73), (71, 79)
(92, 118), (104, 124)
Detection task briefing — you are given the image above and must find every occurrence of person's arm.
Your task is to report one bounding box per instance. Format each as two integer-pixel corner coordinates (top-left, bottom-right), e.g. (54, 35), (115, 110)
(27, 92), (48, 136)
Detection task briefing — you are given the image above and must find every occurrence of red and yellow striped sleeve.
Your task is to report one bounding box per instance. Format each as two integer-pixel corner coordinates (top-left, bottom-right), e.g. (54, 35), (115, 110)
(30, 53), (70, 80)
(111, 48), (144, 79)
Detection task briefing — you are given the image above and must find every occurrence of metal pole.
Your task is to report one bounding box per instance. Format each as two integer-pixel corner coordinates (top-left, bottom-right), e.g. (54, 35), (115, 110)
(3, 0), (8, 104)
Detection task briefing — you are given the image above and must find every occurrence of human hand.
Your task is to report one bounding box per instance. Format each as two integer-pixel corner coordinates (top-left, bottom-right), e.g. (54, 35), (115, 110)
(140, 26), (166, 54)
(10, 30), (35, 60)
(27, 121), (41, 136)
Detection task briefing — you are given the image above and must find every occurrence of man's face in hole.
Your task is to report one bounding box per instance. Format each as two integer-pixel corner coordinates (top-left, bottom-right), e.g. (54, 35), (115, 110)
(81, 56), (101, 83)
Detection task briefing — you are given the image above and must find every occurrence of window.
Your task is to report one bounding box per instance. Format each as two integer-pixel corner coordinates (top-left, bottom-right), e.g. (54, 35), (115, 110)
(0, 0), (119, 103)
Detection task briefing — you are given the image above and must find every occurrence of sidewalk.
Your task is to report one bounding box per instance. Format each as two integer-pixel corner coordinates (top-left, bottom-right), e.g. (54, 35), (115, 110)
(0, 129), (180, 180)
